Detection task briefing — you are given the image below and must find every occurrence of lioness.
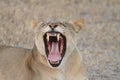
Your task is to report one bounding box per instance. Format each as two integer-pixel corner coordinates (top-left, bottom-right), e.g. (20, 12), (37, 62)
(0, 20), (88, 80)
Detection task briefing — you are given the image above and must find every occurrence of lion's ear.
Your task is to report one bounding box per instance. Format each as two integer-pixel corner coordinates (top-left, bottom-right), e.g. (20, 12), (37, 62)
(71, 19), (84, 33)
(30, 20), (43, 32)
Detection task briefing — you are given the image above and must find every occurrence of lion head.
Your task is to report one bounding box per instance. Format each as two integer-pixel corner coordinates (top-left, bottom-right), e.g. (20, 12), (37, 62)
(32, 19), (84, 68)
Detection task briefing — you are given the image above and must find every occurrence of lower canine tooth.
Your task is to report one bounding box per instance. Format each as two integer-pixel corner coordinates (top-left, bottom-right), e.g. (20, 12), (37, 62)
(47, 33), (49, 41)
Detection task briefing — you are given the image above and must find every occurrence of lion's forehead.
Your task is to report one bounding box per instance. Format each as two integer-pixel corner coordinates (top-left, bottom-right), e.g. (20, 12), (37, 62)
(44, 22), (65, 28)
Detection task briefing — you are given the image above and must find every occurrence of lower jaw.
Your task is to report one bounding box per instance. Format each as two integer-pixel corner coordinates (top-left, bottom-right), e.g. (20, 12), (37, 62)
(49, 60), (60, 64)
(48, 60), (62, 67)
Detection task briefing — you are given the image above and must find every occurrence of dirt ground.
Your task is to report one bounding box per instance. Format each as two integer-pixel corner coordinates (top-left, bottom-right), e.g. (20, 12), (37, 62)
(0, 0), (120, 80)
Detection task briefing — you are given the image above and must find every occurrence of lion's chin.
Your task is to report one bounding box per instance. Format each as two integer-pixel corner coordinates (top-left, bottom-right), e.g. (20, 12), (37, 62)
(43, 31), (66, 67)
(48, 60), (61, 67)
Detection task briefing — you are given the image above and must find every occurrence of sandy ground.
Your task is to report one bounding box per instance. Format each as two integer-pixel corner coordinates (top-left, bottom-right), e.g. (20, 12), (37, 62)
(0, 0), (120, 80)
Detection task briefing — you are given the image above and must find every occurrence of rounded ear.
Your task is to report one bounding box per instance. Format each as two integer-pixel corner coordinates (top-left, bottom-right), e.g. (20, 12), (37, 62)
(30, 20), (44, 32)
(71, 19), (84, 33)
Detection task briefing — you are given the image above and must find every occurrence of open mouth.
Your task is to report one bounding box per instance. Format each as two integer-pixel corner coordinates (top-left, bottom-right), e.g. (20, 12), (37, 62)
(43, 31), (66, 67)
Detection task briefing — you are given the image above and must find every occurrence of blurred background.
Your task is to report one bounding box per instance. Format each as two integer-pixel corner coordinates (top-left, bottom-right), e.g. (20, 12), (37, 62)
(0, 0), (120, 80)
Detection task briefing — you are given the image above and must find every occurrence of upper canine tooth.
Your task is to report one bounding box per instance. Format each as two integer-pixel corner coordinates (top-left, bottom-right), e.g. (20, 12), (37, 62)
(47, 33), (49, 41)
(57, 34), (60, 41)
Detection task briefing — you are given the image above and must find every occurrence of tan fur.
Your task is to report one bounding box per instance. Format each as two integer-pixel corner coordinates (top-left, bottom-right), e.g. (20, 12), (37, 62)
(0, 20), (88, 80)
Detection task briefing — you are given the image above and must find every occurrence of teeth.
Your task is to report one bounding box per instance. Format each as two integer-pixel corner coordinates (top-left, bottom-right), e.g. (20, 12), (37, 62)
(50, 34), (56, 36)
(53, 34), (57, 36)
(47, 33), (60, 41)
(57, 33), (60, 41)
(50, 61), (59, 64)
(47, 33), (49, 41)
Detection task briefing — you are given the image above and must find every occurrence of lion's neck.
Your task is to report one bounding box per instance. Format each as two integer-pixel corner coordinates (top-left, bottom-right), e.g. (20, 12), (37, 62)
(26, 46), (83, 80)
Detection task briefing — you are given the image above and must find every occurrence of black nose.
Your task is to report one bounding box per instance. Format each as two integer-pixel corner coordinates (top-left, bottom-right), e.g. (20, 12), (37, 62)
(49, 24), (57, 29)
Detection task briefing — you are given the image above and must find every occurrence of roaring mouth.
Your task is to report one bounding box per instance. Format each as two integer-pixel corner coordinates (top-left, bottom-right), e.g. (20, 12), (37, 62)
(43, 31), (66, 67)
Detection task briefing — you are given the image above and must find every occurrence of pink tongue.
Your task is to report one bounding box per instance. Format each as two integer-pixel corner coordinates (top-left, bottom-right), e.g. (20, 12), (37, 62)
(48, 42), (61, 61)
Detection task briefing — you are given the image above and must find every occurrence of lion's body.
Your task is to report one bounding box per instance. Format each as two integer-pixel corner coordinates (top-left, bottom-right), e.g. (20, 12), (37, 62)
(0, 21), (88, 80)
(0, 46), (29, 80)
